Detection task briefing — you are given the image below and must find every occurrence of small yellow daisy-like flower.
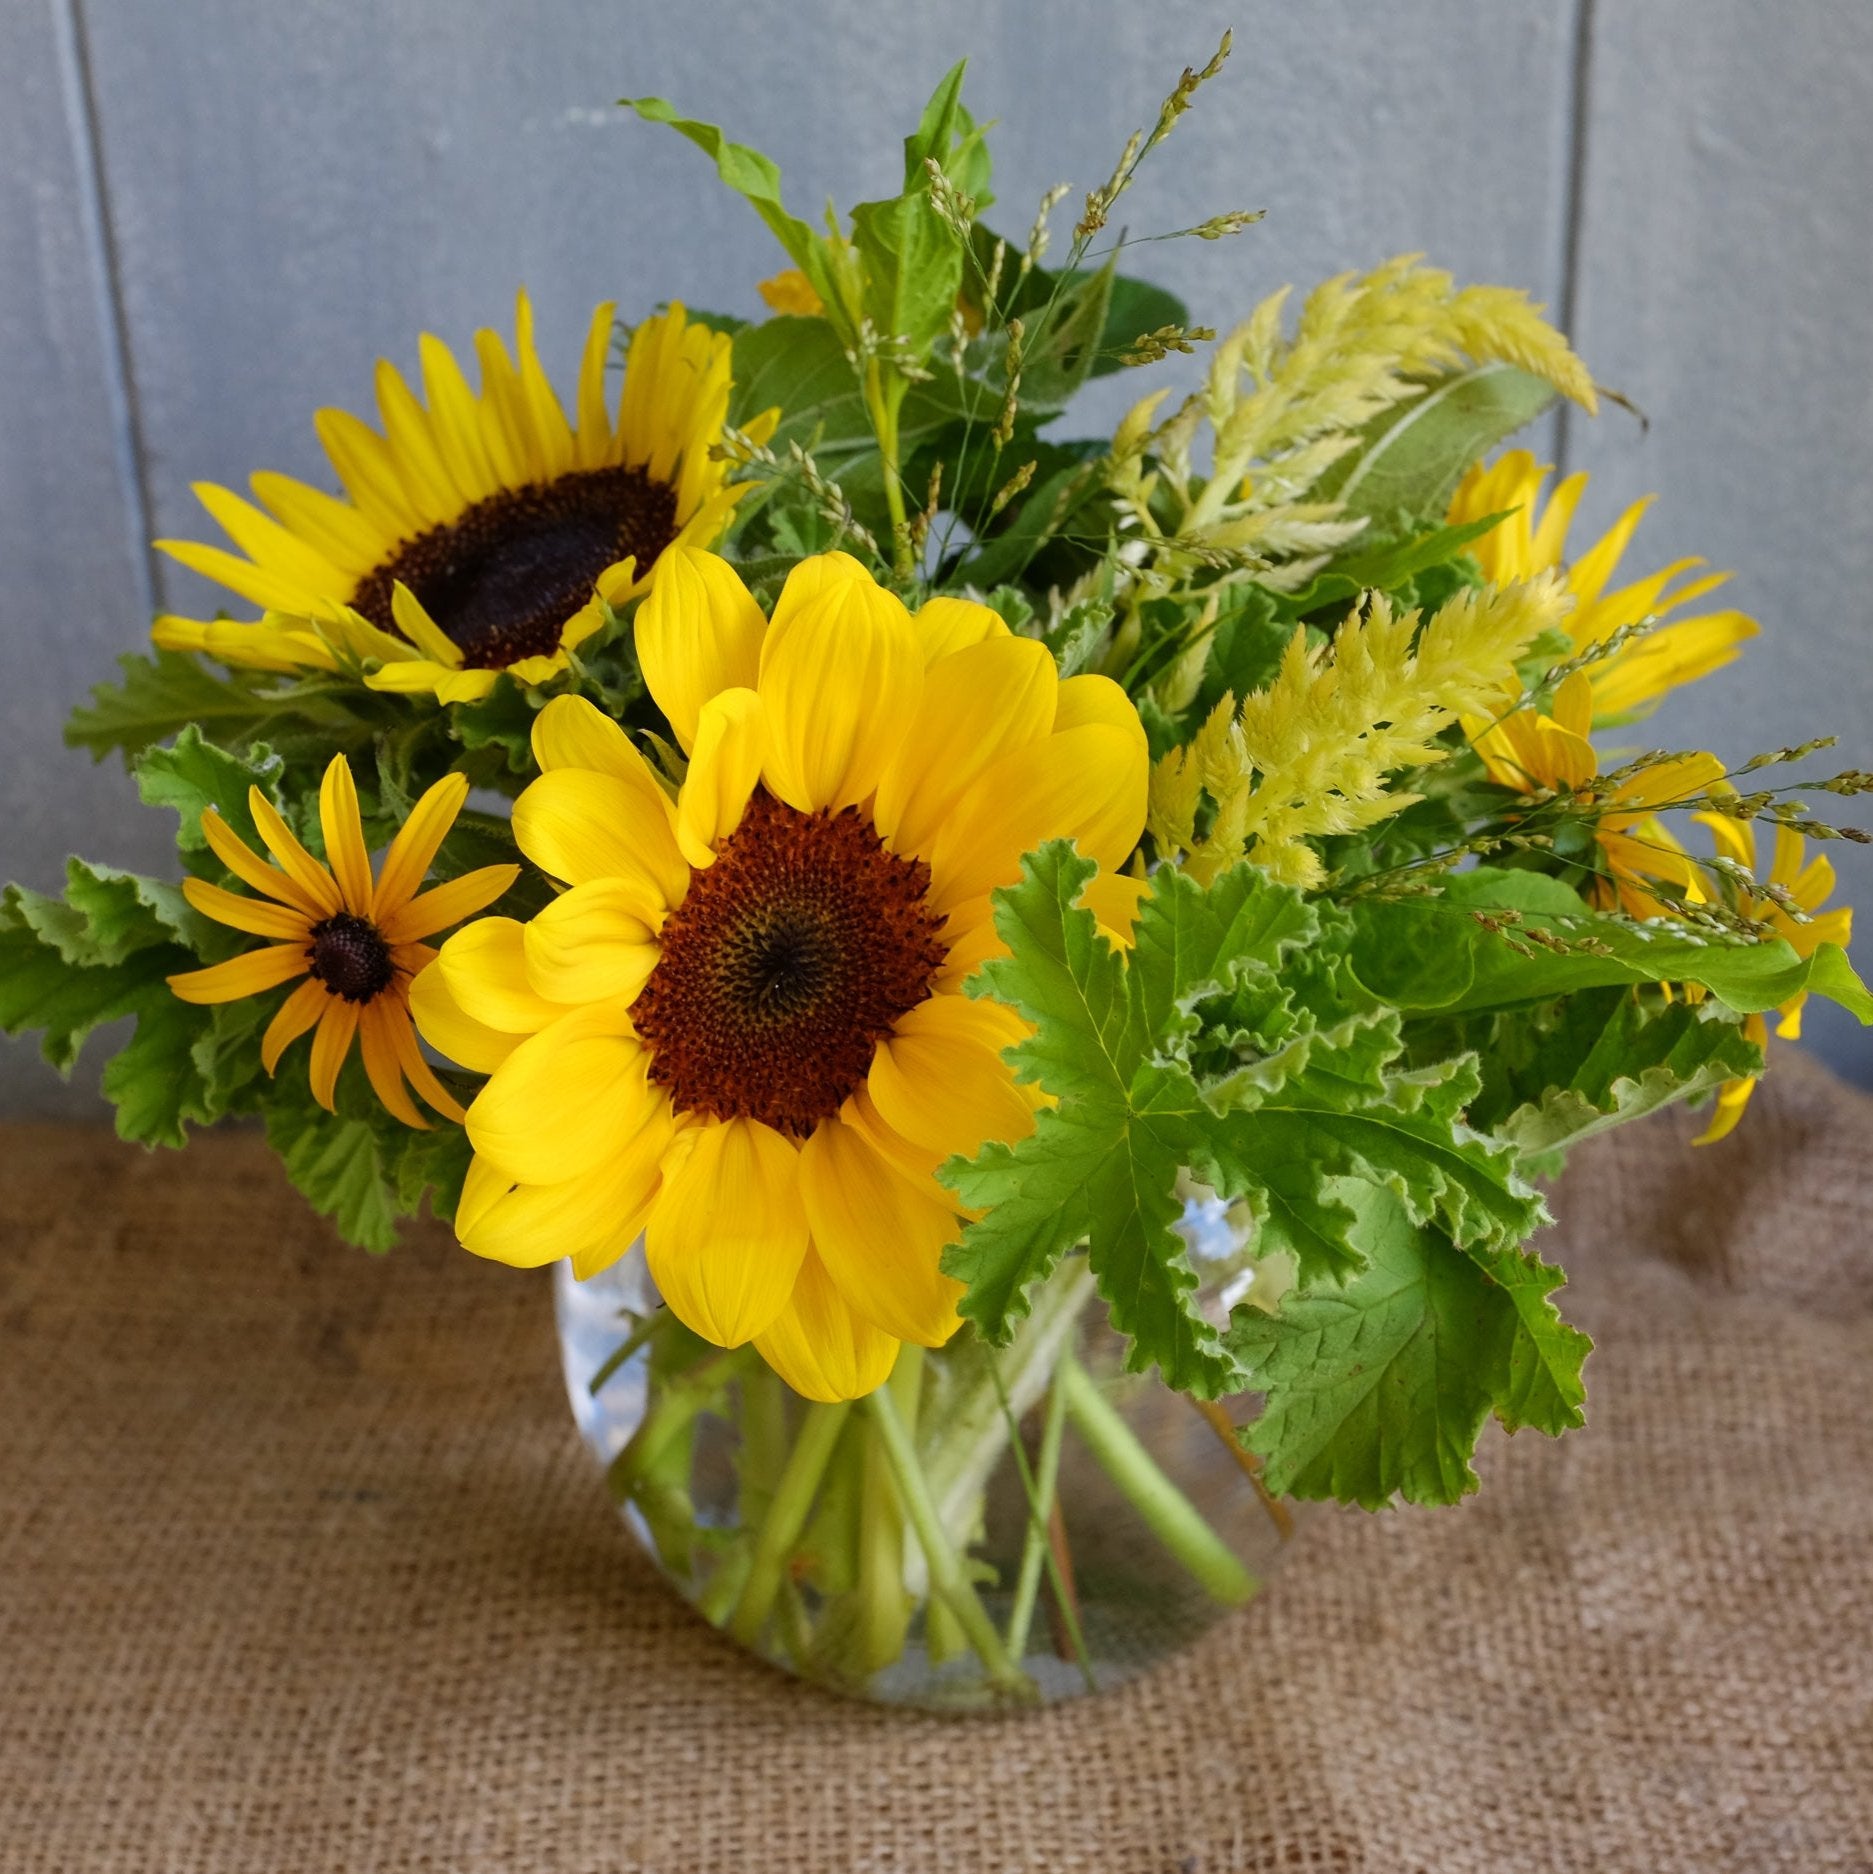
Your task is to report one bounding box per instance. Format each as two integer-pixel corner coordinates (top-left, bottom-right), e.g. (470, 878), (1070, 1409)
(153, 295), (779, 703)
(1688, 815), (1853, 1145)
(414, 548), (1149, 1401)
(167, 756), (516, 1126)
(1471, 670), (1723, 920)
(1449, 449), (1758, 722)
(757, 269), (825, 318)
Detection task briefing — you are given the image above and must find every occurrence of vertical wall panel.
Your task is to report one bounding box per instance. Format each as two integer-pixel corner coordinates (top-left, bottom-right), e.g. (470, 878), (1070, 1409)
(0, 2), (172, 1117)
(1565, 0), (1873, 1084)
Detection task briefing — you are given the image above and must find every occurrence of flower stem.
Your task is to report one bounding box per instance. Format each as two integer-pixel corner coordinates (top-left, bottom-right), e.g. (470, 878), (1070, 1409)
(726, 1400), (850, 1649)
(1057, 1353), (1258, 1607)
(587, 1308), (671, 1396)
(861, 1383), (1032, 1699)
(855, 1346), (922, 1672)
(1004, 1372), (1071, 1663)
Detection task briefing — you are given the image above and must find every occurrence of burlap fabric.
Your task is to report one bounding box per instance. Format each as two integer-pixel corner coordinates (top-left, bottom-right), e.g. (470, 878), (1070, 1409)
(2, 1057), (1869, 1873)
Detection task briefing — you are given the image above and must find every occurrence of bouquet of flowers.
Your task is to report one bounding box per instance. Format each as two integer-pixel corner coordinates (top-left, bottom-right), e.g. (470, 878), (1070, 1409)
(9, 39), (1866, 1706)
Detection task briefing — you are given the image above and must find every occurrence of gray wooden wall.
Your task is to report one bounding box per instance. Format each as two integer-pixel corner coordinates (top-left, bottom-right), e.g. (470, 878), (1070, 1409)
(5, 0), (1870, 1117)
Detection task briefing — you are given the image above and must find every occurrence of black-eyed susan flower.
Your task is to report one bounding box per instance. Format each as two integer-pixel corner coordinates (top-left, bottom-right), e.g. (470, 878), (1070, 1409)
(1449, 449), (1757, 722)
(1470, 670), (1724, 919)
(168, 757), (516, 1126)
(153, 296), (777, 703)
(1688, 814), (1853, 1144)
(413, 548), (1149, 1401)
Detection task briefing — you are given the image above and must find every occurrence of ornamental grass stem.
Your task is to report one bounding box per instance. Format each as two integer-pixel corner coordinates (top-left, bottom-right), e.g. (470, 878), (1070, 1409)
(861, 1382), (1032, 1700)
(726, 1400), (851, 1649)
(1057, 1353), (1258, 1607)
(1004, 1373), (1071, 1664)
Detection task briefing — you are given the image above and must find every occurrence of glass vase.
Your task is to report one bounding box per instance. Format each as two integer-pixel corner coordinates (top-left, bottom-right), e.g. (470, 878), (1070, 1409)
(555, 1191), (1299, 1711)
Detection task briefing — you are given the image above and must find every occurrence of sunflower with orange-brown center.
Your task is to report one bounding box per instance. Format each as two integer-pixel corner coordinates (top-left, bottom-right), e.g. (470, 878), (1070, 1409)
(152, 296), (776, 701)
(413, 548), (1149, 1400)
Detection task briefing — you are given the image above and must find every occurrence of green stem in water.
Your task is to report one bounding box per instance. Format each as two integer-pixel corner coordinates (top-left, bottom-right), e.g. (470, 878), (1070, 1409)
(1004, 1373), (1074, 1667)
(856, 1345), (922, 1673)
(587, 1308), (671, 1396)
(726, 1400), (851, 1649)
(862, 1383), (1031, 1700)
(1057, 1353), (1258, 1607)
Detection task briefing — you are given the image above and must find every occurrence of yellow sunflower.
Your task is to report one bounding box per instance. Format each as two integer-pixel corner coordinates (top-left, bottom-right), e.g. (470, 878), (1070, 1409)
(1470, 670), (1723, 919)
(412, 547), (1149, 1401)
(1688, 815), (1853, 1144)
(167, 756), (516, 1125)
(153, 295), (777, 702)
(1449, 449), (1757, 721)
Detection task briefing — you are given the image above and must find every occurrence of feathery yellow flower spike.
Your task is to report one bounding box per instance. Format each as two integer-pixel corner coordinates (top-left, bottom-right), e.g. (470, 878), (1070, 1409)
(1448, 449), (1758, 721)
(415, 548), (1150, 1403)
(1689, 815), (1853, 1145)
(153, 295), (779, 701)
(1471, 670), (1723, 919)
(167, 757), (518, 1127)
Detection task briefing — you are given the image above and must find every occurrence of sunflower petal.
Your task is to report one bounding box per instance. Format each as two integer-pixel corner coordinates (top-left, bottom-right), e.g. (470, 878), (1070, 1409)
(521, 878), (661, 1005)
(912, 595), (1010, 664)
(409, 958), (525, 1074)
(869, 994), (1035, 1162)
(645, 1118), (808, 1347)
(754, 1250), (899, 1403)
(467, 1009), (658, 1184)
(512, 766), (687, 905)
(676, 688), (765, 866)
(462, 1119), (670, 1272)
(799, 1117), (963, 1347)
(435, 917), (572, 1033)
(759, 557), (922, 812)
(633, 547), (767, 750)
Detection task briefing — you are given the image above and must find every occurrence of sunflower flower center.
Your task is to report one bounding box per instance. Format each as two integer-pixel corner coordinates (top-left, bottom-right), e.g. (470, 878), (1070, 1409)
(307, 912), (396, 1004)
(351, 465), (678, 670)
(632, 792), (947, 1136)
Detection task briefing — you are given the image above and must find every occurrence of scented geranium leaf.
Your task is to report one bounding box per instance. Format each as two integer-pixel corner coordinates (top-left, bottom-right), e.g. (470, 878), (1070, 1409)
(1227, 1181), (1585, 1507)
(1465, 1237), (1592, 1438)
(102, 990), (215, 1148)
(64, 650), (284, 766)
(134, 725), (283, 851)
(263, 1070), (402, 1254)
(1475, 987), (1764, 1173)
(0, 893), (188, 1072)
(60, 860), (201, 964)
(391, 1116), (475, 1226)
(1350, 867), (1855, 1018)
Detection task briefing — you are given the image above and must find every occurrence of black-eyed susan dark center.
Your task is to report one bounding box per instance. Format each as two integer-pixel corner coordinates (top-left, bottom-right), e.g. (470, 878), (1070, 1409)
(351, 464), (679, 670)
(307, 911), (396, 1004)
(632, 792), (947, 1136)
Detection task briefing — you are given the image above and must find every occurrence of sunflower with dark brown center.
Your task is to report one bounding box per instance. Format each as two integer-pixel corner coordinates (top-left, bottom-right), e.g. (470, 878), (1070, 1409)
(413, 547), (1151, 1403)
(152, 293), (777, 701)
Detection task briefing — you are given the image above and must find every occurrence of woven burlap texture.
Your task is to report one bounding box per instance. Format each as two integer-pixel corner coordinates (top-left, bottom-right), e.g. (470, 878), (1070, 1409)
(2, 1055), (1870, 1873)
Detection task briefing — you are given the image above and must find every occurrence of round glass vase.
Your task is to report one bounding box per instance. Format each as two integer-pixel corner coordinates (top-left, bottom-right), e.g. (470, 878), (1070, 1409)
(556, 1207), (1298, 1711)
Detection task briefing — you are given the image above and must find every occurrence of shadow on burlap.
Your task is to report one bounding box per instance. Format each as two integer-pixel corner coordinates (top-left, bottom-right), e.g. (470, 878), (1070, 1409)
(1, 1056), (1869, 1872)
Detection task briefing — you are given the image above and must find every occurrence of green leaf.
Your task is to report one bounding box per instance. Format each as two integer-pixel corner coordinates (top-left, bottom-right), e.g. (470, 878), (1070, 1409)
(1227, 1181), (1589, 1507)
(1349, 868), (1863, 1020)
(1315, 363), (1557, 521)
(134, 725), (283, 851)
(851, 190), (963, 355)
(623, 97), (817, 271)
(59, 860), (200, 964)
(64, 651), (282, 766)
(263, 1070), (402, 1254)
(449, 677), (542, 779)
(102, 990), (215, 1149)
(1472, 987), (1764, 1172)
(901, 60), (992, 204)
